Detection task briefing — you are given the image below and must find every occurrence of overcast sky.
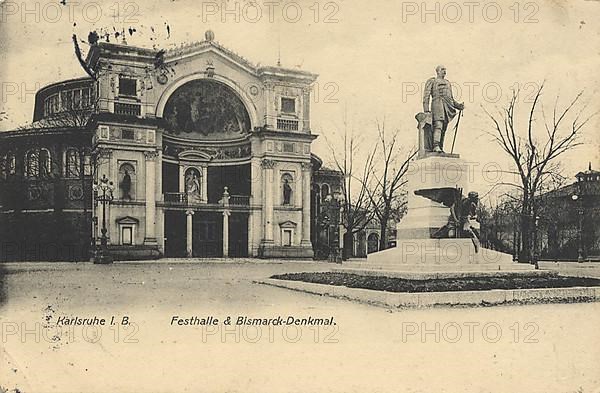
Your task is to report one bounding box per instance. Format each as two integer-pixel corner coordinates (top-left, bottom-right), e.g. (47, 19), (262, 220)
(1, 0), (599, 201)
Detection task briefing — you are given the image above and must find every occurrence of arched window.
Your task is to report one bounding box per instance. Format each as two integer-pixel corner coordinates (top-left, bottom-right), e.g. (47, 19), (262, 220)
(8, 152), (16, 176)
(26, 150), (39, 178)
(321, 183), (330, 203)
(119, 163), (136, 200)
(27, 148), (52, 178)
(65, 148), (81, 177)
(1, 152), (15, 178)
(367, 233), (380, 254)
(281, 173), (294, 206)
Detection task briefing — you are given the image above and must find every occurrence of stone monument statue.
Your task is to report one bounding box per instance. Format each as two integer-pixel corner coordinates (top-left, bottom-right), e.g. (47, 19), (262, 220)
(282, 179), (292, 205)
(121, 170), (132, 200)
(421, 65), (465, 153)
(185, 170), (201, 203)
(354, 65), (522, 272)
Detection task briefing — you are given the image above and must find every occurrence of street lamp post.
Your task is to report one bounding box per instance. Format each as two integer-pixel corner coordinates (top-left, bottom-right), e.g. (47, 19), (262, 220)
(532, 215), (540, 269)
(324, 194), (342, 263)
(570, 193), (584, 263)
(93, 174), (114, 264)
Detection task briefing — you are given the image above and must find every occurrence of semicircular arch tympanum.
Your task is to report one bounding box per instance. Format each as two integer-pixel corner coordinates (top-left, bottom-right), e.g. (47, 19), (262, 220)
(162, 79), (251, 140)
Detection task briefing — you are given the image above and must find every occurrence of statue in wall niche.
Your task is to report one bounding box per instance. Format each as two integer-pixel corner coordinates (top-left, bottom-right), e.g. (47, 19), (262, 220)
(121, 170), (132, 200)
(422, 65), (465, 153)
(283, 179), (292, 205)
(185, 169), (201, 203)
(415, 187), (480, 252)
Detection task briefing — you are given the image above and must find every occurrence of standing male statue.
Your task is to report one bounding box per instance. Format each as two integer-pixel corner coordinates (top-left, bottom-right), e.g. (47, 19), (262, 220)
(121, 170), (132, 200)
(282, 179), (293, 205)
(422, 65), (465, 153)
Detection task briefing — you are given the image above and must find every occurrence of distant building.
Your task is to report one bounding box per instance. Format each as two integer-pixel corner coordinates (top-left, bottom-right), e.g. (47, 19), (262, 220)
(537, 164), (600, 260)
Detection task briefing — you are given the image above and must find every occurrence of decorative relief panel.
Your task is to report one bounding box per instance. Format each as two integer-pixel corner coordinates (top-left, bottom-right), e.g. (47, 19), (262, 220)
(261, 159), (276, 169)
(98, 125), (110, 140)
(68, 185), (84, 201)
(162, 143), (251, 160)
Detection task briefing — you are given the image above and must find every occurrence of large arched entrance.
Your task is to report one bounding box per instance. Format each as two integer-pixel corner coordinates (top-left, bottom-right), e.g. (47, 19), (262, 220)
(160, 79), (252, 258)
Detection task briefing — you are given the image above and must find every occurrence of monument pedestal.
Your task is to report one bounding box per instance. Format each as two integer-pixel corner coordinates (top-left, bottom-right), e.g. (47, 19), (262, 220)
(396, 154), (469, 240)
(352, 150), (531, 275)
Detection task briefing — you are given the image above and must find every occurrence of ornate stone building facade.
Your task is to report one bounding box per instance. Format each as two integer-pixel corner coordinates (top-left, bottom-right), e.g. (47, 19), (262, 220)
(0, 32), (333, 261)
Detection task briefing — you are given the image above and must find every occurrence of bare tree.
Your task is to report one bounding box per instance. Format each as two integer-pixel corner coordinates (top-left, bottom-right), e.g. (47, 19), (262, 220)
(483, 83), (595, 262)
(362, 119), (417, 251)
(324, 114), (375, 260)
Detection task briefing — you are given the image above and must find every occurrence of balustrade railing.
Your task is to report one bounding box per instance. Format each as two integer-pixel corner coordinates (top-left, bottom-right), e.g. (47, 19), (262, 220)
(229, 195), (250, 206)
(164, 192), (187, 204)
(162, 193), (250, 206)
(114, 102), (141, 117)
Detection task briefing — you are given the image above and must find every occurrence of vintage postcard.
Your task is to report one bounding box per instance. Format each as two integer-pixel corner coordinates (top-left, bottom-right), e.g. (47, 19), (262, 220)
(1, 0), (599, 392)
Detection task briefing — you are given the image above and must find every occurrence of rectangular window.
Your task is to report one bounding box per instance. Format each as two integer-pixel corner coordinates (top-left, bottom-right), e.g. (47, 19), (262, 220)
(281, 97), (296, 113)
(283, 230), (292, 247)
(283, 143), (295, 153)
(60, 91), (72, 111)
(46, 94), (59, 115)
(121, 129), (135, 140)
(119, 77), (137, 97)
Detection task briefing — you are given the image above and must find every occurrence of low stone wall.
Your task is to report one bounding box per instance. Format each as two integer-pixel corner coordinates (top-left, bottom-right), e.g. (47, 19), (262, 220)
(260, 278), (600, 308)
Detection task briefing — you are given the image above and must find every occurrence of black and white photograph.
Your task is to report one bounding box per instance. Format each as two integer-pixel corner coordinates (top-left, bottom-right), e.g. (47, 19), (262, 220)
(1, 0), (599, 392)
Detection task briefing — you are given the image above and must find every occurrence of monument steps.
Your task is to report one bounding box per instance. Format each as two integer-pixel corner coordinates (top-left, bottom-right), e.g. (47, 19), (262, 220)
(340, 262), (535, 272)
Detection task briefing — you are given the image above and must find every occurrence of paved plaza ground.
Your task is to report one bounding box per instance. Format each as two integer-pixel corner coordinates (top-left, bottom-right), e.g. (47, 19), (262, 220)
(1, 260), (599, 393)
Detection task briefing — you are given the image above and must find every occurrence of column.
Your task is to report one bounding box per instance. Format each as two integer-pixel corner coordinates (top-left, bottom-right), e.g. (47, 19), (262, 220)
(301, 162), (312, 247)
(262, 159), (275, 243)
(186, 210), (194, 257)
(247, 212), (253, 256)
(222, 187), (230, 257)
(201, 166), (208, 203)
(302, 87), (311, 132)
(144, 151), (158, 245)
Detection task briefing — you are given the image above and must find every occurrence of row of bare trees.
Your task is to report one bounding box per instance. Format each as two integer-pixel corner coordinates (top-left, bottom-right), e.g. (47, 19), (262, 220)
(324, 113), (415, 258)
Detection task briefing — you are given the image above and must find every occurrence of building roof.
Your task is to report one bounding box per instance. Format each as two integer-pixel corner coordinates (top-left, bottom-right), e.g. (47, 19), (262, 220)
(541, 164), (600, 199)
(0, 111), (93, 137)
(86, 30), (317, 83)
(576, 162), (600, 179)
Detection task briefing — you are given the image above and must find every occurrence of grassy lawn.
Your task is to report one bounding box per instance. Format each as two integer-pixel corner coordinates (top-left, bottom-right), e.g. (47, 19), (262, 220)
(271, 272), (600, 293)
